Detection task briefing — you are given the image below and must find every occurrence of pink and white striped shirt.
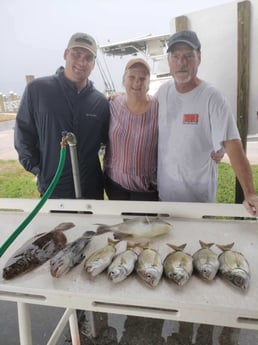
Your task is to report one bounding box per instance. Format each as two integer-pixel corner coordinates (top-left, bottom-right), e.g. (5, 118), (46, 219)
(104, 95), (158, 192)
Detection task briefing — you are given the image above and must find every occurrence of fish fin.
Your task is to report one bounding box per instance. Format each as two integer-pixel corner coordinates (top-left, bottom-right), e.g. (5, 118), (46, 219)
(107, 238), (120, 246)
(113, 232), (131, 240)
(140, 241), (151, 249)
(53, 223), (75, 231)
(166, 243), (187, 252)
(127, 241), (149, 249)
(199, 240), (214, 249)
(82, 231), (96, 238)
(216, 242), (235, 251)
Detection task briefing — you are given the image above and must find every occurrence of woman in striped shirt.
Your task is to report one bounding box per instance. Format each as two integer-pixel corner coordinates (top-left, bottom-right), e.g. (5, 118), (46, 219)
(103, 58), (159, 201)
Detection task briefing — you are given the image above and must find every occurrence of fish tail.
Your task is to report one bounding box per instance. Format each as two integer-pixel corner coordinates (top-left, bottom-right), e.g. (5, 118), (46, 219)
(199, 240), (214, 249)
(216, 242), (235, 251)
(166, 243), (187, 251)
(113, 232), (132, 240)
(107, 237), (121, 246)
(127, 240), (150, 249)
(96, 225), (112, 234)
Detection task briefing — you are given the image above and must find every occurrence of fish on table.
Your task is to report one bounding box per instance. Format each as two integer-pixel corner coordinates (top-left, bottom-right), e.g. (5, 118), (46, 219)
(84, 238), (120, 277)
(2, 222), (75, 280)
(192, 240), (219, 281)
(135, 246), (163, 288)
(163, 243), (193, 286)
(96, 216), (173, 241)
(50, 230), (96, 278)
(216, 242), (250, 290)
(107, 242), (143, 283)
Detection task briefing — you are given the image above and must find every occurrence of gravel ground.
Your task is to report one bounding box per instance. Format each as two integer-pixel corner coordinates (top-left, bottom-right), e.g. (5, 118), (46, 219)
(59, 311), (258, 345)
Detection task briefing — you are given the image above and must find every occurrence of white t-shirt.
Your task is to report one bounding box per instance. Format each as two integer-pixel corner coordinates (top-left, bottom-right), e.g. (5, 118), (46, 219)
(155, 80), (240, 202)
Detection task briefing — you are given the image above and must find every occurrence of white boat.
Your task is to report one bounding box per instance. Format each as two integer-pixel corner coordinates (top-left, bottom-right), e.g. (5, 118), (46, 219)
(98, 33), (171, 96)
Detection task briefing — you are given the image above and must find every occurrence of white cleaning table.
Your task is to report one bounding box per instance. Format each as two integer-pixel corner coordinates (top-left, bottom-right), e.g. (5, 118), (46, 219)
(0, 199), (257, 344)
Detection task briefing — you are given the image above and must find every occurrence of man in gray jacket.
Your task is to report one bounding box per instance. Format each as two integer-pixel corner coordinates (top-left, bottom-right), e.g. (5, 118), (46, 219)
(15, 32), (109, 199)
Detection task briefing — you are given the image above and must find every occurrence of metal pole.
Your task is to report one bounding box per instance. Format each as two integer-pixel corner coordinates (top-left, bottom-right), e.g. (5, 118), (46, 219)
(65, 132), (82, 199)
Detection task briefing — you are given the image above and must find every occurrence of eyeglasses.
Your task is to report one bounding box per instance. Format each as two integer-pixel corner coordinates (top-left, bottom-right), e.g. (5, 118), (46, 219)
(70, 49), (95, 63)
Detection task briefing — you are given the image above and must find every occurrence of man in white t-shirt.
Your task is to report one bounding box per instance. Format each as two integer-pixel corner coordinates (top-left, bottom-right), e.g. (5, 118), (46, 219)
(155, 30), (258, 216)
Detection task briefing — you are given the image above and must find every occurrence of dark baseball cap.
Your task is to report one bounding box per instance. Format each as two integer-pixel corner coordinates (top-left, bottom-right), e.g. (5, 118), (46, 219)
(167, 30), (201, 52)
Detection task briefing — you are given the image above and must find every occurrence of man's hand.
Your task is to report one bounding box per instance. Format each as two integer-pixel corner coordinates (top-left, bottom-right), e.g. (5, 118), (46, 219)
(210, 150), (224, 164)
(243, 195), (258, 216)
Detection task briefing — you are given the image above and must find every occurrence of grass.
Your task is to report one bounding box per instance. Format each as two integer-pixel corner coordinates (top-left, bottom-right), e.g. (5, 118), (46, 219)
(218, 162), (258, 202)
(0, 160), (40, 198)
(0, 159), (257, 202)
(1, 114), (257, 202)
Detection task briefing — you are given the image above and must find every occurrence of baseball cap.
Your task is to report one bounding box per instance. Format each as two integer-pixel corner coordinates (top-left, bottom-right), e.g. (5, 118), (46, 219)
(125, 58), (150, 74)
(67, 32), (97, 57)
(167, 30), (201, 52)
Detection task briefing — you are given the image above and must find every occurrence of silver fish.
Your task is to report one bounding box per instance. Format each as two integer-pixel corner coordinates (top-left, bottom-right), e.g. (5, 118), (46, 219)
(84, 238), (119, 277)
(163, 243), (193, 286)
(96, 216), (172, 241)
(108, 243), (139, 283)
(193, 240), (219, 281)
(135, 247), (163, 287)
(216, 243), (250, 290)
(2, 222), (74, 280)
(50, 230), (96, 278)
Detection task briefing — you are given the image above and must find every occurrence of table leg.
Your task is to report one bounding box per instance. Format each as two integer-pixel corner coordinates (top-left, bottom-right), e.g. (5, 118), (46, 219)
(17, 302), (32, 345)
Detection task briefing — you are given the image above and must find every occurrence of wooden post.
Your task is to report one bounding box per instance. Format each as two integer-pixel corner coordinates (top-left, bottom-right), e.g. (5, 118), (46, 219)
(25, 75), (35, 84)
(235, 0), (251, 203)
(0, 93), (4, 112)
(175, 16), (188, 31)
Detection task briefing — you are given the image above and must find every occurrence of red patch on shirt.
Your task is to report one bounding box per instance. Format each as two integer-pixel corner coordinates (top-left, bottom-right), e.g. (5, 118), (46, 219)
(183, 114), (199, 124)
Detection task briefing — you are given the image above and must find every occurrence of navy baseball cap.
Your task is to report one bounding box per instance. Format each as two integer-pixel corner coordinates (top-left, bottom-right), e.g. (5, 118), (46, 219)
(167, 30), (201, 52)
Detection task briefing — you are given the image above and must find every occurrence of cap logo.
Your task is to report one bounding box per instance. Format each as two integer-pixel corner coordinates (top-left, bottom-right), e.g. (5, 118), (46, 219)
(75, 37), (93, 46)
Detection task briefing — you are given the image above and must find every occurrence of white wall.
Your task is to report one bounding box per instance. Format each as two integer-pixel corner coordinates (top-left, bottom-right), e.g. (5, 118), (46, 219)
(170, 0), (258, 136)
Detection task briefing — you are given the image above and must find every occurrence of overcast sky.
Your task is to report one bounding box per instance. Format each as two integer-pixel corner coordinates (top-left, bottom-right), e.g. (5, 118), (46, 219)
(1, 0), (235, 97)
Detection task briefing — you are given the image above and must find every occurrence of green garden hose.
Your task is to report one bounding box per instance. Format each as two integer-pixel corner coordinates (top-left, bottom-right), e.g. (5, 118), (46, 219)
(0, 135), (68, 257)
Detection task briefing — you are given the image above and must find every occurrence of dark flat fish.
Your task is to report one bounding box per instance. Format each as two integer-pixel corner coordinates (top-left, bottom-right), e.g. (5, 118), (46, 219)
(2, 222), (74, 280)
(50, 230), (96, 278)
